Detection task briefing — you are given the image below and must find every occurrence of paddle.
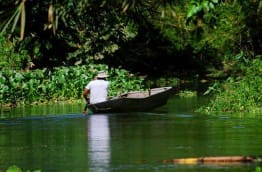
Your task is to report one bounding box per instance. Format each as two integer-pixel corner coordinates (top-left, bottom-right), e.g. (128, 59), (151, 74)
(82, 97), (90, 114)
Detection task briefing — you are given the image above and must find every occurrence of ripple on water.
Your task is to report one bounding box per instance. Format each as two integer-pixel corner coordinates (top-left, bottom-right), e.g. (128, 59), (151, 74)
(175, 114), (193, 118)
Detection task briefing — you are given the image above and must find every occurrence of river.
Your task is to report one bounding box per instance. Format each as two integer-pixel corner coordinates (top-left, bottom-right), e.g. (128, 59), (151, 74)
(0, 97), (261, 172)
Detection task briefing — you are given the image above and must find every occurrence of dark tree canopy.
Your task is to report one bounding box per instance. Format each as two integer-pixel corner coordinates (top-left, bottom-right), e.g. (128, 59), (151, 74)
(1, 0), (262, 76)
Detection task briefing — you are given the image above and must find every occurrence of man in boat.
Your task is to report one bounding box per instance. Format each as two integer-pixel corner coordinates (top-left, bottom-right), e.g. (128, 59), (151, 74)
(83, 71), (110, 113)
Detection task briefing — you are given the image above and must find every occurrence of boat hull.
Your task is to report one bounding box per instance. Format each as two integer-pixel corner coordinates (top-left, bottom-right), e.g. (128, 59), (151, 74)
(87, 87), (174, 113)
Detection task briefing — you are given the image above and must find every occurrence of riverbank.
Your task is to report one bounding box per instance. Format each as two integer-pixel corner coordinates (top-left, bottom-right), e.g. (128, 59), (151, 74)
(1, 59), (261, 115)
(0, 64), (180, 109)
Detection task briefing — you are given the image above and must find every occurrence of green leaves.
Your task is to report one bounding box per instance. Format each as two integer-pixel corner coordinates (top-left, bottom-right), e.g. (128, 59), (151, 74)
(6, 165), (41, 172)
(6, 165), (22, 172)
(201, 58), (262, 113)
(0, 64), (145, 106)
(186, 0), (220, 23)
(0, 34), (30, 70)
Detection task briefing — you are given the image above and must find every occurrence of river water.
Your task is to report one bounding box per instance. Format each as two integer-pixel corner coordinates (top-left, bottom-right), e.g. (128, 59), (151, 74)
(0, 97), (261, 172)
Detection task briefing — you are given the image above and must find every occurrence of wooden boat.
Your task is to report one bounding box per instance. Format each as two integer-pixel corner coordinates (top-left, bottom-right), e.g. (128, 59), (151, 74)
(87, 86), (174, 113)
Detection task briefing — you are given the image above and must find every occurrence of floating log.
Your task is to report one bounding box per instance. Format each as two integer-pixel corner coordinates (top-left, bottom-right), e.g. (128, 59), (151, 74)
(163, 156), (261, 165)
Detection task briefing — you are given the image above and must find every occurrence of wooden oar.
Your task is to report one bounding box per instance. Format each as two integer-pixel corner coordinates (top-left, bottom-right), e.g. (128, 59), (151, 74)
(82, 97), (90, 114)
(82, 104), (88, 114)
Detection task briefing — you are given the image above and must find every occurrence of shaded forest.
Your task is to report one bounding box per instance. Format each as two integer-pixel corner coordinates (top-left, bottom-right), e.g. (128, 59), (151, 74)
(1, 0), (262, 112)
(1, 0), (261, 77)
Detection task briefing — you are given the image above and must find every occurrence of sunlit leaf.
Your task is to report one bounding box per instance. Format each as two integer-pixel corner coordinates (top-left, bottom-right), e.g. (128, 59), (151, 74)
(6, 165), (22, 172)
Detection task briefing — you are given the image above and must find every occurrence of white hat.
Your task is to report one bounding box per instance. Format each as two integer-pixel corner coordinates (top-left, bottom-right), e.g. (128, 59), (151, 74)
(96, 71), (108, 78)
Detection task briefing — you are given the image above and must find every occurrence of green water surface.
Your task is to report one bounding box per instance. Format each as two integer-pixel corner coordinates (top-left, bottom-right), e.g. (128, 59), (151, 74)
(0, 97), (261, 172)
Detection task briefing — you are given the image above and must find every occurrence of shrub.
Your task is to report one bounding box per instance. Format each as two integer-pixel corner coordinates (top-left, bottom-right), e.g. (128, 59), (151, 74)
(0, 34), (30, 70)
(0, 64), (145, 106)
(201, 58), (262, 113)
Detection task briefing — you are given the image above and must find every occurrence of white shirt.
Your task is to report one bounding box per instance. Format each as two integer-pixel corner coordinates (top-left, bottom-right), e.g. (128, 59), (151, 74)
(86, 79), (109, 104)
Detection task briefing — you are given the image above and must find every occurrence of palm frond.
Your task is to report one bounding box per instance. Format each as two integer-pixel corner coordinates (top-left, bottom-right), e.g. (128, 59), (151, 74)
(0, 0), (26, 40)
(20, 0), (26, 40)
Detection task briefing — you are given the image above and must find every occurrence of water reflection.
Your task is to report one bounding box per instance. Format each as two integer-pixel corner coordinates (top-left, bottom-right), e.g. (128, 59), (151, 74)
(88, 115), (110, 171)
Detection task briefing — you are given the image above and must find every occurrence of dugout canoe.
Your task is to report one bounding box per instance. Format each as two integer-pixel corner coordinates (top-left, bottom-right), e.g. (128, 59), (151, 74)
(87, 86), (174, 113)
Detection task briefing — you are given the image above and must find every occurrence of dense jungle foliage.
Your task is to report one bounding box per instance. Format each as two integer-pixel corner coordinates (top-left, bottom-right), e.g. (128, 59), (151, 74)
(0, 64), (147, 106)
(0, 0), (262, 113)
